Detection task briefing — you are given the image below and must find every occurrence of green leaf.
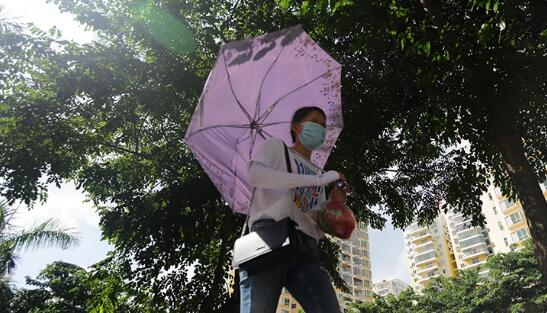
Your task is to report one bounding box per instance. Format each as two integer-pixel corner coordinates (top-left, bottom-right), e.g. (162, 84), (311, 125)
(278, 0), (290, 10)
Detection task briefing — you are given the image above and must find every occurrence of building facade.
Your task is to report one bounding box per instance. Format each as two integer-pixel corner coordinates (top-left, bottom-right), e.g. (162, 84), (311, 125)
(277, 223), (373, 313)
(404, 179), (547, 291)
(444, 210), (493, 275)
(373, 279), (409, 297)
(403, 215), (457, 292)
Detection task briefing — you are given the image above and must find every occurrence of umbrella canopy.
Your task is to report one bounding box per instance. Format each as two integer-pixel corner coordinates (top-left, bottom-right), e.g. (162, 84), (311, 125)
(185, 26), (343, 215)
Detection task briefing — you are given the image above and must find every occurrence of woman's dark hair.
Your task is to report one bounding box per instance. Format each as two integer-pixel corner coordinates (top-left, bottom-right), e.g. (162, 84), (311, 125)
(290, 106), (326, 142)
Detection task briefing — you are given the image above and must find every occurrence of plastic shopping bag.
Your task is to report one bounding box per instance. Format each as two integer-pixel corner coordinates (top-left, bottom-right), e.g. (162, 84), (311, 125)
(317, 198), (356, 240)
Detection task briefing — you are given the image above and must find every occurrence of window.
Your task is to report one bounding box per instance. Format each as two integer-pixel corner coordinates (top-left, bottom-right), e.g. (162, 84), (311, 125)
(281, 310), (289, 313)
(353, 278), (363, 286)
(492, 206), (497, 215)
(505, 211), (521, 225)
(352, 247), (361, 256)
(342, 244), (351, 253)
(488, 193), (493, 200)
(460, 236), (484, 248)
(501, 198), (516, 209)
(353, 267), (362, 276)
(498, 222), (504, 230)
(343, 274), (352, 285)
(353, 257), (362, 265)
(415, 251), (436, 263)
(503, 237), (509, 246)
(291, 304), (296, 309)
(283, 298), (290, 305)
(342, 254), (351, 262)
(511, 228), (529, 242)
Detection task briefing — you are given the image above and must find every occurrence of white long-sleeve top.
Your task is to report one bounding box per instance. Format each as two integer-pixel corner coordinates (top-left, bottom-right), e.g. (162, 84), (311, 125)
(248, 137), (340, 240)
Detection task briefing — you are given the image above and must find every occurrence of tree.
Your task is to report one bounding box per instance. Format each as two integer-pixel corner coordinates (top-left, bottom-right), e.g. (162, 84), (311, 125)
(477, 241), (547, 312)
(276, 0), (547, 280)
(0, 201), (79, 309)
(9, 261), (90, 313)
(0, 0), (545, 311)
(349, 288), (419, 313)
(9, 258), (154, 313)
(352, 241), (547, 313)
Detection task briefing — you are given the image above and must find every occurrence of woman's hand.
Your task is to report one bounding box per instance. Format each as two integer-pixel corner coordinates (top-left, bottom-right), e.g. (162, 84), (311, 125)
(329, 185), (346, 203)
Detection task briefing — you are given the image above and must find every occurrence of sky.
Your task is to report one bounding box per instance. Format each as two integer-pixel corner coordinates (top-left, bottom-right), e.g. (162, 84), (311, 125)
(1, 0), (411, 288)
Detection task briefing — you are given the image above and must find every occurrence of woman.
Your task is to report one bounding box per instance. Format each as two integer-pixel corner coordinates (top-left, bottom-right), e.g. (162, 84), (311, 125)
(240, 106), (345, 313)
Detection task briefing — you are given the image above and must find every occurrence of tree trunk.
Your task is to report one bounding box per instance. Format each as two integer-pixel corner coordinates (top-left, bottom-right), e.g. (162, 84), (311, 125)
(487, 97), (547, 284)
(420, 0), (547, 284)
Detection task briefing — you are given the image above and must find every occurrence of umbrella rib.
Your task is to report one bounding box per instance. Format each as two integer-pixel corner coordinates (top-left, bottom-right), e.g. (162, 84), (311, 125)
(222, 50), (254, 123)
(248, 129), (258, 160)
(185, 124), (252, 139)
(258, 66), (342, 123)
(254, 44), (287, 120)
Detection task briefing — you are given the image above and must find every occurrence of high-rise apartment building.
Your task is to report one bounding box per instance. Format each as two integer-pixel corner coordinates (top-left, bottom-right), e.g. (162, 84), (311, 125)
(373, 279), (409, 297)
(277, 223), (373, 313)
(404, 179), (547, 291)
(403, 215), (457, 292)
(481, 182), (547, 253)
(444, 210), (493, 275)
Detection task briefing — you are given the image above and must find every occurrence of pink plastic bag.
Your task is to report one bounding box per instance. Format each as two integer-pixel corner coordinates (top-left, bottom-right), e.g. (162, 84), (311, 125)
(317, 199), (356, 240)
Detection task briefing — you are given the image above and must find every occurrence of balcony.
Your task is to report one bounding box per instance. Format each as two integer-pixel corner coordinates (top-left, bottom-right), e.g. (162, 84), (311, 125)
(462, 241), (487, 252)
(416, 264), (438, 274)
(460, 234), (486, 250)
(414, 243), (435, 255)
(415, 251), (437, 266)
(461, 248), (489, 260)
(418, 273), (439, 284)
(464, 259), (487, 270)
(406, 224), (428, 235)
(458, 232), (483, 242)
(414, 240), (435, 250)
(411, 232), (433, 243)
(454, 224), (481, 234)
(415, 246), (435, 257)
(456, 225), (482, 238)
(500, 198), (518, 213)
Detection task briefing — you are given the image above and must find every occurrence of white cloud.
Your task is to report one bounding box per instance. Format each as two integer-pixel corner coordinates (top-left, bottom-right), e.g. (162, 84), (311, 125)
(13, 182), (99, 231)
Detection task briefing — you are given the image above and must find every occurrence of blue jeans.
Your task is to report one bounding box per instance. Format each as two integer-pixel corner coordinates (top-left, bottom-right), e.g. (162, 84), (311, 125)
(239, 219), (342, 313)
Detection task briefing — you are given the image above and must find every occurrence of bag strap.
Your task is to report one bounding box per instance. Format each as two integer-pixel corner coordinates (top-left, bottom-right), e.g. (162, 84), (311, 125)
(283, 143), (292, 173)
(240, 215), (249, 237)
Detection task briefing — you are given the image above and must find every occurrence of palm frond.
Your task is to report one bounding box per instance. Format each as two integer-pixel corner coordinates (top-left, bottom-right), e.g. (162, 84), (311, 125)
(0, 241), (20, 276)
(11, 219), (80, 252)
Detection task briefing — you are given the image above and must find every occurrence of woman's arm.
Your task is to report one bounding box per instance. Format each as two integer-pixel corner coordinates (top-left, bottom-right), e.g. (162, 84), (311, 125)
(249, 161), (340, 189)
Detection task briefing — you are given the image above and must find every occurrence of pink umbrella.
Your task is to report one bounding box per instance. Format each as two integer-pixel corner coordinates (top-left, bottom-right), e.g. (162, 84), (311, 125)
(185, 26), (343, 215)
